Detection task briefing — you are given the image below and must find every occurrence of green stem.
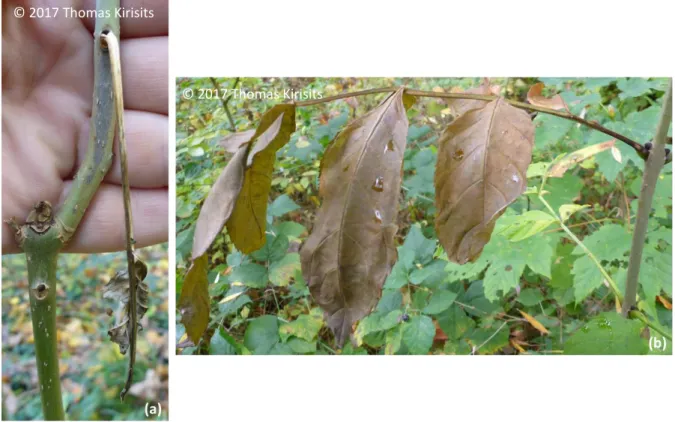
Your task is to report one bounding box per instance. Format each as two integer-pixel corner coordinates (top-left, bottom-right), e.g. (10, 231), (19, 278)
(629, 310), (673, 341)
(57, 0), (120, 236)
(621, 80), (672, 316)
(2, 2), (121, 419)
(23, 229), (64, 420)
(538, 195), (623, 302)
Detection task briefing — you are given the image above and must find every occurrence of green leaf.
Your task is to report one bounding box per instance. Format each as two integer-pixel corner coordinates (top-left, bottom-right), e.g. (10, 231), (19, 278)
(244, 315), (280, 354)
(571, 255), (604, 302)
(494, 210), (556, 242)
(218, 292), (251, 317)
(572, 224), (631, 262)
(268, 194), (300, 218)
(468, 325), (510, 354)
(402, 315), (435, 354)
(534, 113), (575, 149)
(385, 325), (404, 355)
(423, 290), (458, 315)
(410, 260), (447, 286)
(480, 234), (554, 301)
(564, 312), (648, 354)
(286, 338), (317, 354)
(279, 311), (323, 342)
(550, 243), (575, 289)
(402, 224), (437, 265)
(376, 289), (403, 314)
(210, 327), (238, 355)
(516, 288), (544, 306)
(617, 78), (659, 100)
(229, 263), (268, 288)
(268, 253), (301, 286)
(379, 310), (403, 331)
(559, 204), (589, 222)
(273, 221), (306, 239)
(437, 305), (475, 340)
(251, 234), (289, 263)
(543, 173), (583, 212)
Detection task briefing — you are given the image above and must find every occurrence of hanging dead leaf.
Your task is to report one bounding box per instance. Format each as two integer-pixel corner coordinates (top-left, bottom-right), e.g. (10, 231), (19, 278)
(526, 82), (570, 112)
(219, 130), (255, 153)
(657, 295), (672, 310)
(435, 98), (534, 264)
(191, 146), (248, 258)
(517, 309), (550, 335)
(300, 89), (410, 347)
(103, 260), (149, 354)
(226, 104), (296, 253)
(446, 78), (496, 117)
(547, 140), (616, 178)
(177, 255), (209, 343)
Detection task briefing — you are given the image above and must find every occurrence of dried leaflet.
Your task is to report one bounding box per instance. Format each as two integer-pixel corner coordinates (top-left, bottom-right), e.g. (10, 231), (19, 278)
(191, 145), (248, 258)
(226, 104), (296, 253)
(300, 89), (411, 347)
(177, 255), (209, 343)
(526, 82), (570, 112)
(435, 98), (534, 264)
(219, 129), (255, 153)
(103, 260), (149, 354)
(547, 140), (616, 178)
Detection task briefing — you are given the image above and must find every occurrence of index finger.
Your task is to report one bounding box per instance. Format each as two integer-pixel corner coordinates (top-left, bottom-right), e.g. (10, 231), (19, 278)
(81, 0), (168, 38)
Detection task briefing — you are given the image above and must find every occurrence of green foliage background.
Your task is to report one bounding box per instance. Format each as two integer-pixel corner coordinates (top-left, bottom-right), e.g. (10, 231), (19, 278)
(176, 77), (672, 355)
(2, 244), (169, 420)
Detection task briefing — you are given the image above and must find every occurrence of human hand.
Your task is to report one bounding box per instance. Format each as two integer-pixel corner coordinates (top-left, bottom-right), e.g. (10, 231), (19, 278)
(2, 0), (168, 254)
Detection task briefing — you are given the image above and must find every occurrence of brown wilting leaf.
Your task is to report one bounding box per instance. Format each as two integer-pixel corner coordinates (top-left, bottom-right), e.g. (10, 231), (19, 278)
(191, 146), (248, 258)
(526, 82), (570, 112)
(103, 260), (150, 354)
(177, 255), (209, 343)
(517, 310), (550, 335)
(547, 140), (616, 178)
(219, 130), (255, 153)
(226, 104), (296, 253)
(446, 78), (498, 117)
(435, 98), (534, 264)
(300, 88), (411, 347)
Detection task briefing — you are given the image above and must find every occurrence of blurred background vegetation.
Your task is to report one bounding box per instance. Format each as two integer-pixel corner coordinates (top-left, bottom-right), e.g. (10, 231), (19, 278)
(2, 244), (168, 420)
(175, 77), (671, 355)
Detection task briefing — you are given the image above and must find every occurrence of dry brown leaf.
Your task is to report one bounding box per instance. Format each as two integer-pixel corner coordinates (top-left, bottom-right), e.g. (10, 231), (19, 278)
(547, 140), (616, 178)
(226, 104), (296, 253)
(191, 146), (248, 258)
(435, 98), (534, 264)
(518, 310), (550, 335)
(219, 130), (256, 153)
(177, 255), (209, 343)
(446, 78), (496, 117)
(657, 295), (672, 310)
(300, 89), (410, 347)
(526, 82), (570, 112)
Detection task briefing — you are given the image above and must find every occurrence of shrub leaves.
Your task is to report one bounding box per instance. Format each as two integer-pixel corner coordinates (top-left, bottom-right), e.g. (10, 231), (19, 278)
(226, 104), (296, 253)
(435, 98), (534, 264)
(300, 88), (410, 347)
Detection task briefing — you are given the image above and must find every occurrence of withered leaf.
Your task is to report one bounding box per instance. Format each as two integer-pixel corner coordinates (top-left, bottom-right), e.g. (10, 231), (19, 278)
(177, 254), (209, 343)
(435, 98), (534, 264)
(219, 129), (255, 153)
(192, 146), (248, 258)
(300, 88), (410, 347)
(547, 140), (615, 178)
(103, 260), (149, 354)
(446, 78), (498, 117)
(526, 82), (570, 112)
(226, 104), (296, 253)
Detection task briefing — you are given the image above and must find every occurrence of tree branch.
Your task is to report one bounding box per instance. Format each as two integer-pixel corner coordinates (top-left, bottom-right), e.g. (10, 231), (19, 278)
(622, 80), (672, 315)
(293, 86), (652, 161)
